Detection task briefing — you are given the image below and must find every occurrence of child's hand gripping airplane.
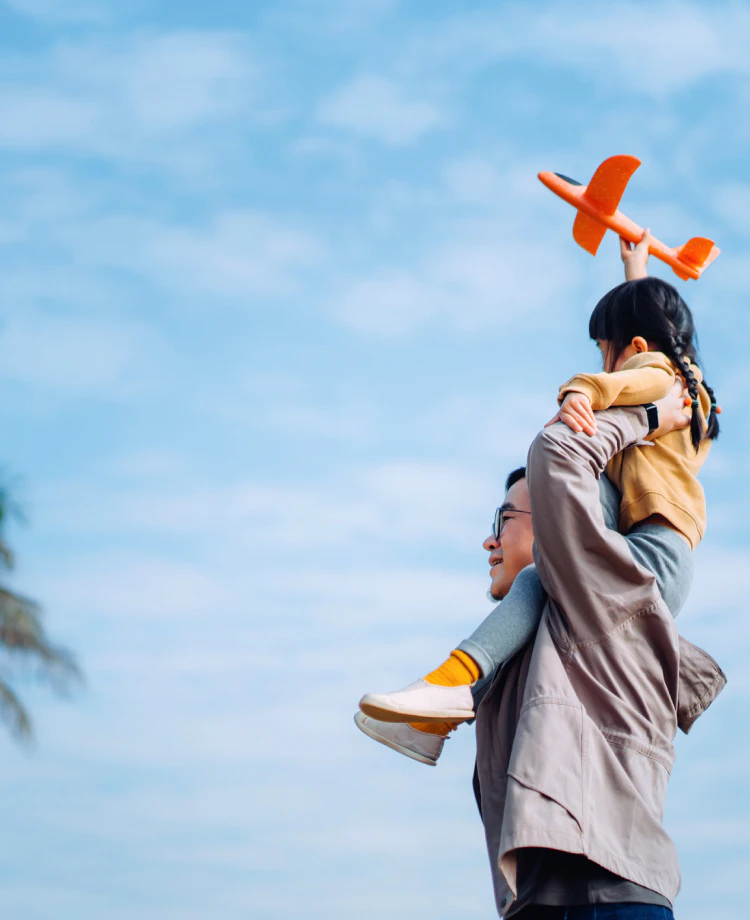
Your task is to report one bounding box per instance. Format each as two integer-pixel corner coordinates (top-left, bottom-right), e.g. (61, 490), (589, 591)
(538, 154), (720, 281)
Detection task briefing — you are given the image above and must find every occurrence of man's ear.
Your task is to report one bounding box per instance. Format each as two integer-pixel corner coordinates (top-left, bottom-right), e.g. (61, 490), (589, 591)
(631, 336), (649, 354)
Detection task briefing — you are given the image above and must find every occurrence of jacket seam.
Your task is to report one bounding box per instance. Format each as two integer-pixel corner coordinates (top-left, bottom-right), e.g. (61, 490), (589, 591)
(684, 670), (727, 718)
(600, 731), (673, 773)
(568, 602), (665, 652)
(519, 696), (581, 716)
(620, 489), (703, 535)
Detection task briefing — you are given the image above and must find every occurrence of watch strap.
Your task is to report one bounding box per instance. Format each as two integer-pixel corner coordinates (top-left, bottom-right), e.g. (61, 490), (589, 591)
(642, 402), (659, 434)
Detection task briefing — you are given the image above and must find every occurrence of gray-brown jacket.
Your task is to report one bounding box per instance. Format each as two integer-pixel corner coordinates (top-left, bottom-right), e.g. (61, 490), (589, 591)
(474, 407), (726, 917)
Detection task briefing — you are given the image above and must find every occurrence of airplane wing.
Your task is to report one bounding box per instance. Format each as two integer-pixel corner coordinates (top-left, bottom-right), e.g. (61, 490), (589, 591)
(573, 211), (607, 255)
(583, 155), (641, 215)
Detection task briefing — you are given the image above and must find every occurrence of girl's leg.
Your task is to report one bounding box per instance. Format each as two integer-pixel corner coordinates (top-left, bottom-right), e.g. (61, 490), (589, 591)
(457, 564), (546, 678)
(456, 522), (691, 693)
(623, 522), (693, 619)
(602, 466), (693, 619)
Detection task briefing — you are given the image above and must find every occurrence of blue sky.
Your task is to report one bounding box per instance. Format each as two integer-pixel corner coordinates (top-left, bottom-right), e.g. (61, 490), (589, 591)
(0, 1), (747, 917)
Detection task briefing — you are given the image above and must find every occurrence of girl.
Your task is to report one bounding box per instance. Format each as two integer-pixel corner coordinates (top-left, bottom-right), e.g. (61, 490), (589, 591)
(358, 233), (720, 734)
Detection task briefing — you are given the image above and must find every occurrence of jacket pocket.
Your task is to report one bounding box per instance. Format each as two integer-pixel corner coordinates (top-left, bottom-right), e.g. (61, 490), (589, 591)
(507, 697), (585, 833)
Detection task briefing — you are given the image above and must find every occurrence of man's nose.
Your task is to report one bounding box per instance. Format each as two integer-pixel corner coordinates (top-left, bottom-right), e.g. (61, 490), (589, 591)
(483, 533), (499, 551)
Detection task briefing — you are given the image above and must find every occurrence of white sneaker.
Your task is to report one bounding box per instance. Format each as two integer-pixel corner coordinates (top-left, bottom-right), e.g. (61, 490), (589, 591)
(358, 679), (475, 723)
(353, 712), (446, 766)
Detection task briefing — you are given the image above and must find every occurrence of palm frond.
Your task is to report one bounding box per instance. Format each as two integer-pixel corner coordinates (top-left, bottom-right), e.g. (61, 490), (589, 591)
(0, 678), (32, 742)
(0, 587), (83, 691)
(0, 539), (14, 571)
(0, 477), (80, 745)
(0, 481), (25, 530)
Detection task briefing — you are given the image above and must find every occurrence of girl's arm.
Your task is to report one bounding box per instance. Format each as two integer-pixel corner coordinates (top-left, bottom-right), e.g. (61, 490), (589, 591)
(620, 228), (652, 281)
(559, 352), (675, 411)
(547, 353), (675, 434)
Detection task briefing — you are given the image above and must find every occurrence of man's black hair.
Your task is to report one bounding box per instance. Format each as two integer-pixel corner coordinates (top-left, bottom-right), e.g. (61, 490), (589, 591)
(505, 466), (526, 492)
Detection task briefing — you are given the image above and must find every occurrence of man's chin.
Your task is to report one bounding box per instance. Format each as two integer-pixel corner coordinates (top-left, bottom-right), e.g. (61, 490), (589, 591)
(487, 583), (505, 602)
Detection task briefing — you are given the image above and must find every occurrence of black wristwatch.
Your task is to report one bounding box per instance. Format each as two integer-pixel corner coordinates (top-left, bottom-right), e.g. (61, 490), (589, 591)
(643, 402), (659, 435)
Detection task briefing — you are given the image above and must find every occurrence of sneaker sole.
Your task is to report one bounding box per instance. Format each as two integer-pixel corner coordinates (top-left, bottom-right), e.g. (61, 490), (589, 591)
(358, 695), (473, 724)
(353, 712), (437, 766)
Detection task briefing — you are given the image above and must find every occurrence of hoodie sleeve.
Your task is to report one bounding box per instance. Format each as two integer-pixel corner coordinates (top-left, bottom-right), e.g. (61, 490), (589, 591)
(558, 352), (676, 411)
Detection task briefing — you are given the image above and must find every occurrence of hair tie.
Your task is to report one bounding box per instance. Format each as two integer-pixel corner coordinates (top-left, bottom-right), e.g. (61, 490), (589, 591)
(691, 399), (699, 409)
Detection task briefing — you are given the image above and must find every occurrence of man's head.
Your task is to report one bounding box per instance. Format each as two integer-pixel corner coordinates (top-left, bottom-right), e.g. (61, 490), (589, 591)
(483, 467), (534, 601)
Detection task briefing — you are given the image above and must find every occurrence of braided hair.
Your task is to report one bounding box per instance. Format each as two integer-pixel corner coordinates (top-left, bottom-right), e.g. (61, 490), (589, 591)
(588, 277), (720, 452)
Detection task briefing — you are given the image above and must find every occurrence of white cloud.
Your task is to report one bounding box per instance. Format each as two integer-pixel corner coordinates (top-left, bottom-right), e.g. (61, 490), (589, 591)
(70, 211), (323, 298)
(329, 151), (593, 336)
(318, 74), (442, 145)
(402, 2), (750, 98)
(532, 4), (730, 95)
(334, 237), (580, 335)
(0, 309), (159, 393)
(36, 458), (493, 554)
(0, 31), (259, 165)
(195, 369), (379, 440)
(711, 182), (750, 234)
(48, 555), (231, 619)
(114, 32), (255, 132)
(443, 156), (507, 205)
(336, 270), (434, 334)
(0, 91), (97, 147)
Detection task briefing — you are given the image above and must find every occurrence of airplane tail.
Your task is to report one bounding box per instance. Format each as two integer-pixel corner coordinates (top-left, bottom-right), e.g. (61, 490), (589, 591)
(673, 237), (721, 279)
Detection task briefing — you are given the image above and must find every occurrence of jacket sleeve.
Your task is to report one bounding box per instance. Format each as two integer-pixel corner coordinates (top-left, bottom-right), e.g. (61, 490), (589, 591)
(558, 354), (675, 411)
(526, 407), (663, 644)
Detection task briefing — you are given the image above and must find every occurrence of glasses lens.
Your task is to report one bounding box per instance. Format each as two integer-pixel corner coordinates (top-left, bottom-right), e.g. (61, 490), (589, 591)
(494, 508), (503, 539)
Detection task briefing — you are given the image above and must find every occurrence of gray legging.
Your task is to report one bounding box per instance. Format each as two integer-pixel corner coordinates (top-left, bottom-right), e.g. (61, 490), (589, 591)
(462, 474), (693, 687)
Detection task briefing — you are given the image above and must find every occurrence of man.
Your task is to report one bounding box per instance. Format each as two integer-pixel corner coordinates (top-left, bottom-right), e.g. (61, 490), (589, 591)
(475, 398), (725, 918)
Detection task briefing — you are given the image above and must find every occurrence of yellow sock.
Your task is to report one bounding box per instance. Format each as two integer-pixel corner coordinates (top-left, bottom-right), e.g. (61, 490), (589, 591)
(423, 649), (481, 687)
(409, 720), (458, 736)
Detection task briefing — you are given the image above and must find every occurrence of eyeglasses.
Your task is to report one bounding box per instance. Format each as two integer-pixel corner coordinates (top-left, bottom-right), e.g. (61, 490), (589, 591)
(493, 507), (532, 540)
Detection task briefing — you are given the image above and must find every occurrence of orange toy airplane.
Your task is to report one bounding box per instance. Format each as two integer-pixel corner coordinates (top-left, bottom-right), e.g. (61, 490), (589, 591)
(538, 155), (720, 280)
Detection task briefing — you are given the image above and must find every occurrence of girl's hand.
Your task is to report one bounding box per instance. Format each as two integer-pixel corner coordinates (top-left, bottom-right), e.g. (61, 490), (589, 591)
(620, 228), (651, 281)
(545, 392), (598, 436)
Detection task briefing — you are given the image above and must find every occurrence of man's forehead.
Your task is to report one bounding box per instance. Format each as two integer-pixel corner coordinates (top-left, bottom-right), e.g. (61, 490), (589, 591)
(504, 477), (530, 510)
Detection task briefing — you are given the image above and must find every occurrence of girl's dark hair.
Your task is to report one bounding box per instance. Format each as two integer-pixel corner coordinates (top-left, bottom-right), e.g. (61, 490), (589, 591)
(588, 277), (719, 451)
